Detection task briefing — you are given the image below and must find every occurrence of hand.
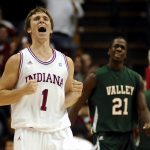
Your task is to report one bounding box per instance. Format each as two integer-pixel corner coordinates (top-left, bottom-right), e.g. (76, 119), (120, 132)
(65, 80), (83, 108)
(143, 122), (150, 136)
(22, 80), (38, 95)
(72, 80), (83, 97)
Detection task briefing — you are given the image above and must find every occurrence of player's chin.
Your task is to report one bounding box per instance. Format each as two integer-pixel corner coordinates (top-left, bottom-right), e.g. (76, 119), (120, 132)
(113, 58), (123, 62)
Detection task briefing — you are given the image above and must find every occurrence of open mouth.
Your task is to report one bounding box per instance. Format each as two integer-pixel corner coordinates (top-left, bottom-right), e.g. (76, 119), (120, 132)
(38, 27), (46, 32)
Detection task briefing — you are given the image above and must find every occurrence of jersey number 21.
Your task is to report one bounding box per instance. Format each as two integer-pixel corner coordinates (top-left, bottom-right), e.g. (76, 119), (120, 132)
(112, 98), (128, 115)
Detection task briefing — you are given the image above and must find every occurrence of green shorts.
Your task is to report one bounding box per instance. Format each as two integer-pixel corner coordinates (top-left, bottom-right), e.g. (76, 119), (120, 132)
(93, 131), (136, 150)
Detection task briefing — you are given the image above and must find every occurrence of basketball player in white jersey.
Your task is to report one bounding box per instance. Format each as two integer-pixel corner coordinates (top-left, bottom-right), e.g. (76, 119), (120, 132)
(0, 7), (83, 150)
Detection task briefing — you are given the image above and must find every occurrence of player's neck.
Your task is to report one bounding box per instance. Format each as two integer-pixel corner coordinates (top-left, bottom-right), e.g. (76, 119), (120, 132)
(32, 37), (50, 48)
(31, 39), (51, 51)
(108, 62), (124, 71)
(30, 43), (53, 61)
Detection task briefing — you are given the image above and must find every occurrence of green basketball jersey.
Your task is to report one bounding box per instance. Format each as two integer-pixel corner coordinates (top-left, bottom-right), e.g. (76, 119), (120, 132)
(89, 65), (140, 133)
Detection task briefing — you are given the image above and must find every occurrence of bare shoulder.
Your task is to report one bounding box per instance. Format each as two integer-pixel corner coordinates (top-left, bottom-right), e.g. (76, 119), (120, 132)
(65, 56), (74, 92)
(3, 53), (20, 75)
(6, 53), (20, 66)
(0, 53), (21, 90)
(66, 56), (74, 74)
(66, 56), (74, 66)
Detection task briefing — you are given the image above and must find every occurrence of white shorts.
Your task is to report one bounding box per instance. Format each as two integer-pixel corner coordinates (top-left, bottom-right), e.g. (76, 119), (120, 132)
(14, 127), (74, 150)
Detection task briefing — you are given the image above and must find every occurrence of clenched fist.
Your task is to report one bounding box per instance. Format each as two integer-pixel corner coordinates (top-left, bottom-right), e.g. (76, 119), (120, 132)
(65, 80), (83, 108)
(72, 80), (83, 96)
(22, 80), (38, 95)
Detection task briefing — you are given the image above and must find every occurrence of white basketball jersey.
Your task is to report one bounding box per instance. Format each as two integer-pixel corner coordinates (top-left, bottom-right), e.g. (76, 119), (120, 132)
(11, 48), (71, 132)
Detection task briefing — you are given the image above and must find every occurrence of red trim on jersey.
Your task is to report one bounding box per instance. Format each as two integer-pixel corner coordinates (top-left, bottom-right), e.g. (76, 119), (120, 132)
(18, 52), (23, 78)
(27, 47), (56, 65)
(62, 53), (69, 72)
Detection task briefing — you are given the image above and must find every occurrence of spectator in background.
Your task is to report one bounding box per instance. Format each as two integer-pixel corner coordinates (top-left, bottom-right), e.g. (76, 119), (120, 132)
(74, 55), (84, 82)
(0, 23), (16, 75)
(0, 0), (45, 30)
(81, 53), (98, 80)
(46, 0), (84, 60)
(0, 0), (45, 54)
(145, 0), (150, 47)
(74, 53), (96, 82)
(81, 53), (93, 78)
(145, 49), (150, 90)
(20, 36), (30, 49)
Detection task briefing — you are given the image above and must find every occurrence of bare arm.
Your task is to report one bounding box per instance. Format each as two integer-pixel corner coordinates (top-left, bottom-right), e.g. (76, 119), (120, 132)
(69, 72), (96, 125)
(65, 57), (83, 108)
(0, 53), (38, 106)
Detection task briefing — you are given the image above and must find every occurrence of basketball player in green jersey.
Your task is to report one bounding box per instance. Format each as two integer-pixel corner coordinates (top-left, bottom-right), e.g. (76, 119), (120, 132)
(69, 37), (150, 150)
(137, 90), (150, 150)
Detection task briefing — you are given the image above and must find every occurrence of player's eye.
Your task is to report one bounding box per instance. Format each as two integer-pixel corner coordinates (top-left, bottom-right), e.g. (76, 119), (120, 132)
(114, 44), (125, 49)
(33, 16), (40, 21)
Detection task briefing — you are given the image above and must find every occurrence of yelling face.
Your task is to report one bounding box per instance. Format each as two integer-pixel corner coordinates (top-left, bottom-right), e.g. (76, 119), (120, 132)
(27, 12), (52, 41)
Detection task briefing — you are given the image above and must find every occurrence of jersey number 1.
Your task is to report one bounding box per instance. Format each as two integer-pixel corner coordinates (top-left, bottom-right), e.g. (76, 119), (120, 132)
(40, 89), (48, 111)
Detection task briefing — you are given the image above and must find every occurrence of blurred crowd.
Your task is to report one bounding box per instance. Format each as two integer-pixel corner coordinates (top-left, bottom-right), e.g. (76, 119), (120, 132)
(0, 0), (150, 150)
